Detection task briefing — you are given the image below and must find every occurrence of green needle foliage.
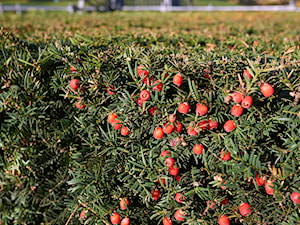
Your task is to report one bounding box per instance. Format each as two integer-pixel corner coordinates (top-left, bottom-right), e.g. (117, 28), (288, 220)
(0, 12), (299, 225)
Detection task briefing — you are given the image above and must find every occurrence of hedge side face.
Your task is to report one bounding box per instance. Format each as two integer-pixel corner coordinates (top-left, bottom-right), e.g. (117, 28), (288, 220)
(0, 12), (299, 225)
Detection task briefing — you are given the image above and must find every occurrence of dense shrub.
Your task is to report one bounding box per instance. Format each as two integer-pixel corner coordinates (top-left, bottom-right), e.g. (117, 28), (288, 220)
(0, 12), (299, 225)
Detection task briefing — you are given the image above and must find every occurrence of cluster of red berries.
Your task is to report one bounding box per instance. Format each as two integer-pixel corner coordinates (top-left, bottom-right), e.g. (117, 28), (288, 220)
(109, 198), (130, 225)
(69, 78), (86, 109)
(107, 113), (130, 136)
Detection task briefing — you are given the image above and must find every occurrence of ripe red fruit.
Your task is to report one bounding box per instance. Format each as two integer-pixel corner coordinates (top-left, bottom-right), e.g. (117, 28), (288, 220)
(158, 176), (166, 186)
(223, 120), (236, 133)
(218, 215), (230, 225)
(152, 80), (163, 92)
(140, 90), (151, 101)
(265, 180), (274, 195)
(121, 217), (130, 225)
(149, 107), (159, 116)
(169, 114), (177, 123)
(70, 79), (80, 92)
(204, 69), (210, 78)
(221, 198), (229, 205)
(220, 179), (227, 190)
(231, 104), (243, 117)
(220, 150), (231, 161)
(290, 191), (300, 204)
(113, 120), (122, 130)
(232, 92), (243, 103)
(136, 98), (144, 107)
(174, 122), (183, 133)
(151, 189), (160, 200)
(154, 127), (164, 139)
(196, 103), (208, 116)
(137, 65), (149, 78)
(187, 126), (198, 136)
(163, 122), (174, 134)
(241, 96), (253, 109)
(175, 192), (185, 203)
(120, 198), (129, 210)
(107, 113), (117, 124)
(207, 200), (216, 209)
(75, 101), (85, 109)
(161, 150), (171, 158)
(198, 120), (208, 130)
(254, 173), (265, 186)
(175, 175), (181, 182)
(243, 70), (252, 79)
(162, 216), (172, 225)
(193, 144), (204, 155)
(121, 126), (129, 136)
(174, 209), (185, 222)
(110, 213), (121, 225)
(165, 157), (175, 167)
(260, 83), (274, 97)
(70, 65), (77, 73)
(107, 85), (115, 95)
(178, 102), (190, 114)
(80, 210), (87, 220)
(208, 118), (218, 130)
(169, 166), (179, 176)
(239, 203), (252, 216)
(173, 73), (183, 87)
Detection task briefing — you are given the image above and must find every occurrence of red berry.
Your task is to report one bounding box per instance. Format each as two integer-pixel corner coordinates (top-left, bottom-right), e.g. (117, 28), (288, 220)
(198, 120), (208, 130)
(149, 107), (159, 116)
(80, 210), (87, 220)
(140, 90), (151, 101)
(223, 120), (236, 133)
(174, 209), (185, 222)
(218, 215), (230, 225)
(121, 217), (130, 225)
(165, 157), (175, 167)
(232, 92), (243, 103)
(174, 122), (183, 133)
(290, 191), (300, 204)
(193, 144), (204, 155)
(152, 80), (163, 92)
(208, 118), (218, 130)
(220, 179), (227, 190)
(110, 213), (121, 225)
(162, 216), (172, 225)
(242, 96), (253, 109)
(207, 200), (216, 209)
(169, 114), (177, 123)
(75, 101), (85, 109)
(178, 102), (190, 114)
(70, 79), (80, 92)
(204, 69), (210, 78)
(163, 122), (174, 134)
(187, 126), (198, 136)
(113, 120), (122, 130)
(265, 180), (274, 195)
(70, 65), (77, 73)
(220, 150), (231, 161)
(243, 70), (252, 79)
(173, 73), (183, 87)
(154, 127), (164, 139)
(254, 173), (265, 186)
(160, 150), (171, 158)
(158, 176), (166, 186)
(121, 126), (129, 136)
(107, 113), (117, 124)
(175, 175), (181, 182)
(137, 65), (149, 78)
(151, 189), (160, 200)
(221, 198), (229, 205)
(239, 203), (252, 216)
(231, 104), (243, 117)
(261, 83), (274, 97)
(107, 85), (115, 95)
(196, 103), (208, 116)
(169, 166), (179, 176)
(136, 98), (144, 107)
(175, 192), (185, 203)
(120, 198), (129, 210)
